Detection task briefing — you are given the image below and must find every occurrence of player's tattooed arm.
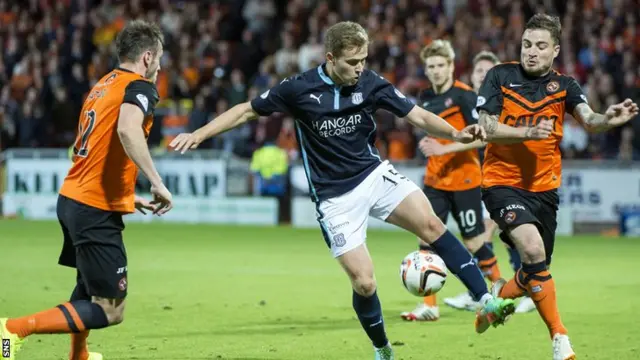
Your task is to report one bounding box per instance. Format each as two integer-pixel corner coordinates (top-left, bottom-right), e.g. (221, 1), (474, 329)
(573, 101), (639, 133)
(479, 110), (553, 143)
(479, 111), (499, 135)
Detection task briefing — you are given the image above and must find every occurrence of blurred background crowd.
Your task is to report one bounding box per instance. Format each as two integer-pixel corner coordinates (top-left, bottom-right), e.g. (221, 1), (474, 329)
(0, 0), (639, 163)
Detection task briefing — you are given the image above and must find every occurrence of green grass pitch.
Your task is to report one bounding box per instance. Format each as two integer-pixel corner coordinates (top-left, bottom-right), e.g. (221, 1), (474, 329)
(1, 219), (639, 359)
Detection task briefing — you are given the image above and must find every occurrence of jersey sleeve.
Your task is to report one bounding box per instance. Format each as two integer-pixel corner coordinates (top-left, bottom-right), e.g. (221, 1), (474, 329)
(250, 77), (297, 116)
(565, 78), (588, 114)
(459, 90), (479, 125)
(123, 80), (159, 117)
(374, 76), (415, 117)
(476, 67), (503, 115)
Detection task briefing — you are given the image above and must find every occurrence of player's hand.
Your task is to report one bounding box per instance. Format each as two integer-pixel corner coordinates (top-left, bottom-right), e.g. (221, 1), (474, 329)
(525, 119), (554, 140)
(134, 195), (155, 215)
(453, 124), (486, 143)
(170, 132), (203, 154)
(419, 137), (448, 156)
(150, 183), (173, 215)
(605, 98), (640, 127)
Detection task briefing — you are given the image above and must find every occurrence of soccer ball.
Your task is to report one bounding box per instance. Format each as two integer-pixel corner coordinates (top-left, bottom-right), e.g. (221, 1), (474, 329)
(399, 250), (448, 297)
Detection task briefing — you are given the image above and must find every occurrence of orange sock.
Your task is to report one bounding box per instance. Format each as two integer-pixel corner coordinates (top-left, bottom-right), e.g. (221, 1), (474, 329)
(523, 268), (568, 338)
(7, 303), (86, 338)
(70, 330), (90, 360)
(498, 268), (527, 299)
(423, 294), (437, 307)
(478, 256), (502, 282)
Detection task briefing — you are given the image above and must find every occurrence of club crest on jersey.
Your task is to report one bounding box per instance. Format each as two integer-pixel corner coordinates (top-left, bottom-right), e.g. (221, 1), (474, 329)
(445, 97), (453, 107)
(352, 92), (363, 105)
(546, 81), (560, 93)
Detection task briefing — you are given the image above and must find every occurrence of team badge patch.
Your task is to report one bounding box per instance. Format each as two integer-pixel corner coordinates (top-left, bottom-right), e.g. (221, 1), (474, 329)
(352, 92), (363, 105)
(546, 81), (559, 93)
(333, 233), (346, 247)
(504, 211), (517, 224)
(136, 94), (149, 112)
(119, 277), (128, 291)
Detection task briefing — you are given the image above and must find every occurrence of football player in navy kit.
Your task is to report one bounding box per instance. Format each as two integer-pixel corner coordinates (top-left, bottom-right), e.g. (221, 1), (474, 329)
(171, 22), (517, 360)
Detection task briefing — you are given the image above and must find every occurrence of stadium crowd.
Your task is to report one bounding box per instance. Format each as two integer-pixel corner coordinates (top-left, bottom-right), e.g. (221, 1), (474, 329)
(0, 0), (638, 161)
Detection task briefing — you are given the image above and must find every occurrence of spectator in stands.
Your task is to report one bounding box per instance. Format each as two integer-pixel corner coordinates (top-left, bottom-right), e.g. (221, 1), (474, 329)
(0, 0), (637, 161)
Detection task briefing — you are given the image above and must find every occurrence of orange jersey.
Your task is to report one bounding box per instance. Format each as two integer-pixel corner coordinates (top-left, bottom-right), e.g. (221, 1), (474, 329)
(477, 63), (587, 192)
(420, 80), (482, 191)
(59, 68), (159, 213)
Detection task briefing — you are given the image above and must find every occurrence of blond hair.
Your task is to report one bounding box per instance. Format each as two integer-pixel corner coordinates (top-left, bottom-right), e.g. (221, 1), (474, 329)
(472, 51), (500, 67)
(420, 39), (455, 63)
(324, 21), (369, 57)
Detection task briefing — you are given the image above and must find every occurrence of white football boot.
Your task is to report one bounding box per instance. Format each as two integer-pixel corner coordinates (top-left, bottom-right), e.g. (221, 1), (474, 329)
(443, 292), (480, 311)
(400, 303), (439, 321)
(515, 296), (537, 313)
(552, 334), (576, 360)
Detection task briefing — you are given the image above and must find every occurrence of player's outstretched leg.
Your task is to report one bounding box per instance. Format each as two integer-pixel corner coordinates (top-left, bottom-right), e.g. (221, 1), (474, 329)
(498, 224), (574, 359)
(338, 244), (394, 360)
(68, 274), (104, 360)
(400, 243), (440, 321)
(1, 294), (122, 360)
(386, 190), (514, 333)
(505, 244), (536, 314)
(444, 234), (503, 312)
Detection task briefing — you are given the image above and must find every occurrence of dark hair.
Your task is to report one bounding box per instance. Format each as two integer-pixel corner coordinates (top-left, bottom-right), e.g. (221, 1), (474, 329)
(115, 20), (164, 63)
(525, 14), (562, 45)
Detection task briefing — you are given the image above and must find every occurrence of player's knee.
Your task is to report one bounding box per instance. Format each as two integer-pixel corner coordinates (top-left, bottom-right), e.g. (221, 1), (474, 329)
(109, 305), (126, 325)
(93, 298), (126, 326)
(510, 224), (545, 263)
(421, 214), (447, 241)
(353, 276), (377, 297)
(462, 235), (484, 253)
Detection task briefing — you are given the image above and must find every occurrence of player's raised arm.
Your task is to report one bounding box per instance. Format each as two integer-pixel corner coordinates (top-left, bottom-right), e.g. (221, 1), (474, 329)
(573, 100), (639, 132)
(171, 101), (259, 153)
(374, 76), (484, 143)
(405, 106), (485, 143)
(170, 78), (296, 153)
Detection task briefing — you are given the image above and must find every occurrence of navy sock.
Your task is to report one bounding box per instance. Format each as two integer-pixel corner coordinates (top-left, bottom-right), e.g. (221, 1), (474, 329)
(60, 301), (110, 330)
(419, 243), (433, 252)
(486, 242), (494, 251)
(430, 231), (488, 301)
(508, 246), (522, 272)
(353, 291), (388, 348)
(473, 243), (495, 262)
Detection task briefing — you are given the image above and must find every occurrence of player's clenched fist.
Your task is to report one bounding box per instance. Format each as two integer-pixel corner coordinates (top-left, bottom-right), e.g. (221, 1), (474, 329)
(525, 119), (553, 140)
(453, 124), (487, 143)
(170, 132), (203, 154)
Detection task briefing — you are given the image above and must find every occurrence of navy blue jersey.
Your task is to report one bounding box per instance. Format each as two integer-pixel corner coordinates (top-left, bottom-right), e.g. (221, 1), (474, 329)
(251, 64), (415, 202)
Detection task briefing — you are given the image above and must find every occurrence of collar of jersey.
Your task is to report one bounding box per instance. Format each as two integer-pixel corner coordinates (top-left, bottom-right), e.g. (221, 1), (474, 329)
(317, 64), (336, 86)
